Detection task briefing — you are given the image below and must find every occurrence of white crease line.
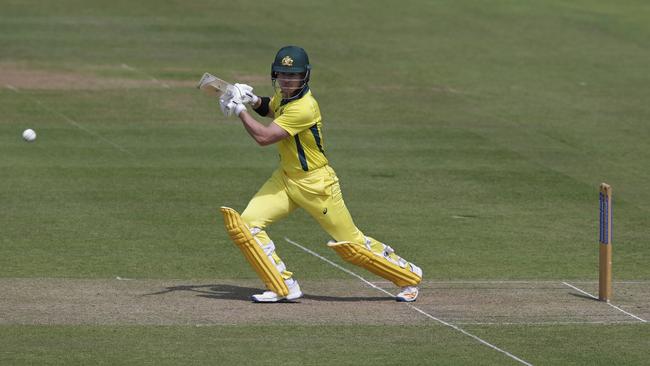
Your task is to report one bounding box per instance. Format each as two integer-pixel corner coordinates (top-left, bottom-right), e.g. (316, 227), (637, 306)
(284, 237), (389, 294)
(372, 280), (650, 285)
(564, 280), (650, 284)
(6, 84), (134, 156)
(456, 320), (641, 326)
(285, 237), (533, 366)
(121, 63), (170, 88)
(562, 282), (647, 323)
(372, 280), (562, 285)
(561, 282), (599, 300)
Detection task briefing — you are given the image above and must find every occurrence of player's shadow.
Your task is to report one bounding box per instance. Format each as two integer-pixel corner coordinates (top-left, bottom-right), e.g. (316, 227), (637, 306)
(303, 293), (390, 302)
(141, 284), (261, 301)
(141, 284), (391, 302)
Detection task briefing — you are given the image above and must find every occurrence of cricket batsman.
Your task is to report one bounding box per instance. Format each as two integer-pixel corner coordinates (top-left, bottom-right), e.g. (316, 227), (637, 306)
(217, 45), (422, 302)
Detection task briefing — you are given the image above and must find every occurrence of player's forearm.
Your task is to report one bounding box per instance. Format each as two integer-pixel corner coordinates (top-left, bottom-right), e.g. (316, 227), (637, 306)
(238, 111), (275, 146)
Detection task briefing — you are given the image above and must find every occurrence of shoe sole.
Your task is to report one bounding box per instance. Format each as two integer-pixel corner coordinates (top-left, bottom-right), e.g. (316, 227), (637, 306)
(395, 295), (417, 302)
(251, 291), (303, 303)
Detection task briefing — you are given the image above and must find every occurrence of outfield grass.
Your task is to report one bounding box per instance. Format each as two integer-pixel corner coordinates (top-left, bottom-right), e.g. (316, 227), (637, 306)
(0, 325), (515, 366)
(468, 324), (650, 365)
(1, 0), (649, 364)
(1, 324), (649, 365)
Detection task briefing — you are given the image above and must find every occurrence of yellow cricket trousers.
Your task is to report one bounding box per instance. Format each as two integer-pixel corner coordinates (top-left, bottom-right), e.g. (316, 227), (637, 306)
(241, 165), (366, 279)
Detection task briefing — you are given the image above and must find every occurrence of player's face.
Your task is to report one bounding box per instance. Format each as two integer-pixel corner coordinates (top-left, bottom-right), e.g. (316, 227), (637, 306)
(276, 72), (305, 97)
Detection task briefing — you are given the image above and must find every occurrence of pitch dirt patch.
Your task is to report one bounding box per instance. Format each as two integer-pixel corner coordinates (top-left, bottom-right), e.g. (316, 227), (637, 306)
(413, 281), (650, 324)
(0, 279), (647, 326)
(0, 63), (191, 90)
(0, 278), (413, 326)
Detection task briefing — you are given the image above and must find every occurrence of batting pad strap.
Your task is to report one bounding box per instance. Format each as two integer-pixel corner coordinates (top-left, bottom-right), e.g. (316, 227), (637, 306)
(260, 241), (288, 273)
(220, 206), (289, 296)
(328, 241), (422, 287)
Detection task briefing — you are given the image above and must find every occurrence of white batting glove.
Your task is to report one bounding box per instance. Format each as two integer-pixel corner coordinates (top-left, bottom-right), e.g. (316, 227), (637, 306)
(218, 85), (246, 117)
(219, 95), (234, 117)
(224, 85), (244, 103)
(227, 99), (247, 116)
(220, 97), (246, 117)
(234, 83), (260, 105)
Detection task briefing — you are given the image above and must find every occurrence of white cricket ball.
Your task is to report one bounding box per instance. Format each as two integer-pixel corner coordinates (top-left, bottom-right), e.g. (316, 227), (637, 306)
(22, 129), (37, 142)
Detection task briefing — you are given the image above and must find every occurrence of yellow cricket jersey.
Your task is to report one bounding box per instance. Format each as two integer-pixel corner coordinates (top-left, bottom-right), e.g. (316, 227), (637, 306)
(271, 89), (328, 173)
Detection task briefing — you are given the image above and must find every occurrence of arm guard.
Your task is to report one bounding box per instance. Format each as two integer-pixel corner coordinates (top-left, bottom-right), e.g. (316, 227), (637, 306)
(253, 97), (271, 117)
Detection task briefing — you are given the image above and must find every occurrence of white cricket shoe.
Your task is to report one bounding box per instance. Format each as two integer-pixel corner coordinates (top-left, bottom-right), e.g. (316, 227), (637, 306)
(396, 286), (419, 302)
(251, 279), (303, 303)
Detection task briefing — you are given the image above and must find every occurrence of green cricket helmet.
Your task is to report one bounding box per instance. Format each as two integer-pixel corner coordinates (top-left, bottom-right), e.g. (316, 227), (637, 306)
(271, 45), (311, 77)
(271, 46), (311, 101)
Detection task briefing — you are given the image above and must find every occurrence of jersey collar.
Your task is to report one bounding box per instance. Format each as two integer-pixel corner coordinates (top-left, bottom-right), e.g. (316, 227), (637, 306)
(280, 86), (310, 106)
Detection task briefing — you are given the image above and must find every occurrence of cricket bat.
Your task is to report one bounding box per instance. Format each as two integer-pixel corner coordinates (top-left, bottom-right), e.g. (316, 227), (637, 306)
(197, 72), (233, 97)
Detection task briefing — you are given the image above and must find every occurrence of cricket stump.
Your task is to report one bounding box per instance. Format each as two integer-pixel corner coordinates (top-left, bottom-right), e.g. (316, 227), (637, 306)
(599, 183), (612, 302)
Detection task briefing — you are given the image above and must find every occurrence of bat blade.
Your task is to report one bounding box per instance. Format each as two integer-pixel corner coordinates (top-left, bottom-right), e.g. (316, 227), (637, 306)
(197, 72), (232, 97)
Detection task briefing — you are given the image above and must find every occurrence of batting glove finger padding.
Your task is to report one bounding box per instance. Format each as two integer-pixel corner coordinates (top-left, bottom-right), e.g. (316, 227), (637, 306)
(225, 99), (246, 117)
(219, 96), (233, 117)
(234, 83), (260, 105)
